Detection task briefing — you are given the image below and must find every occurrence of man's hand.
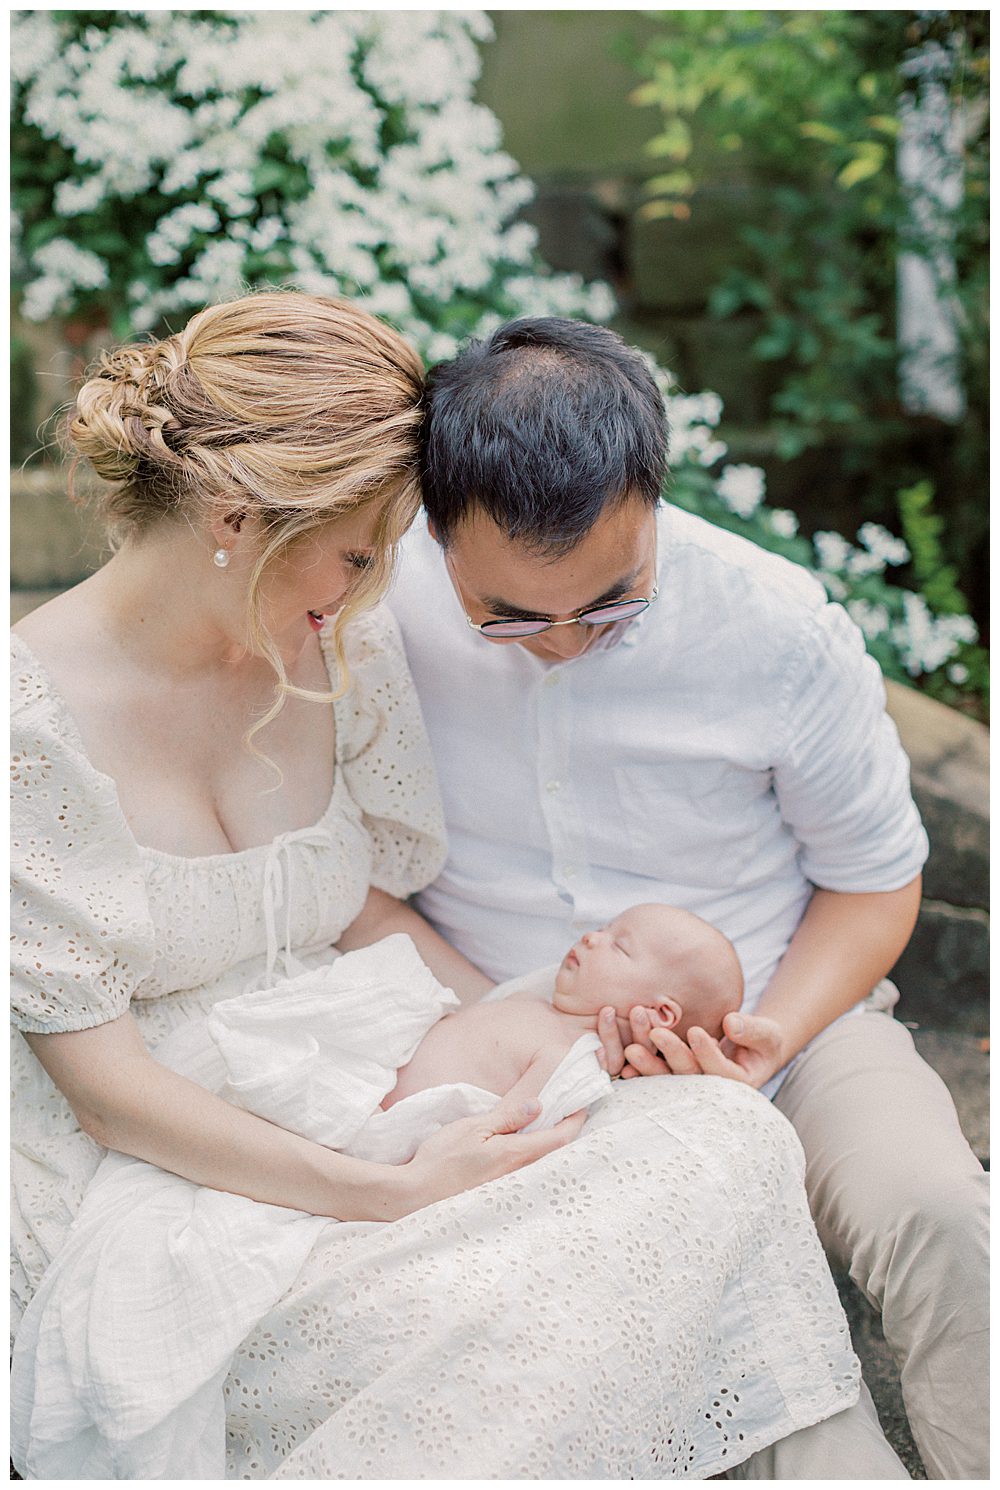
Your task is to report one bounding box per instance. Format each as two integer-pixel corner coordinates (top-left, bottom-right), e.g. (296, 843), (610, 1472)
(649, 1012), (785, 1091)
(596, 1004), (672, 1080)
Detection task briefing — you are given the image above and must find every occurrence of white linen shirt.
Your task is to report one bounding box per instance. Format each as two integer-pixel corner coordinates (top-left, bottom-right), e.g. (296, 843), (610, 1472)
(389, 505), (928, 1088)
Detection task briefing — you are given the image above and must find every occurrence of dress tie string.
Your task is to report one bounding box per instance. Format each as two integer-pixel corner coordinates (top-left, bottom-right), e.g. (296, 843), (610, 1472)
(261, 825), (334, 982)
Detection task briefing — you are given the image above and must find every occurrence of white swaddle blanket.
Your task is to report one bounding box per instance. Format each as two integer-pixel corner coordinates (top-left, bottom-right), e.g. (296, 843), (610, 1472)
(10, 935), (610, 1481)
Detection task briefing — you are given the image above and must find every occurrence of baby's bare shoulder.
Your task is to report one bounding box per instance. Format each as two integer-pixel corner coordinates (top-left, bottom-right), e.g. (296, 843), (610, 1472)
(483, 997), (577, 1045)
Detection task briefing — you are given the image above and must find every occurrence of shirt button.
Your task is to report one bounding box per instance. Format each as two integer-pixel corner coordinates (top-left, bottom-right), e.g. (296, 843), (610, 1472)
(545, 780), (562, 794)
(561, 866), (577, 880)
(544, 673), (561, 688)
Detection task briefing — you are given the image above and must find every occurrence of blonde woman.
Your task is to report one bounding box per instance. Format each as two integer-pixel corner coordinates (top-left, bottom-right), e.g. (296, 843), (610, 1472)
(12, 291), (872, 1480)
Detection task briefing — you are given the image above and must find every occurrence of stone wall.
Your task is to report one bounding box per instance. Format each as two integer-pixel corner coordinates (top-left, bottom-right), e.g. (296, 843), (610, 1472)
(885, 683), (988, 1033)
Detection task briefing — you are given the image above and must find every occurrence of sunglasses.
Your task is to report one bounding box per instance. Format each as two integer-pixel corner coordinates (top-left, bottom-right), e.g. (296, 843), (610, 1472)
(446, 529), (659, 641)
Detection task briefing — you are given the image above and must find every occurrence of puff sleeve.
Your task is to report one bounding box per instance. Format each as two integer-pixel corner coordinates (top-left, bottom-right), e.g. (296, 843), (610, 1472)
(328, 605), (448, 898)
(10, 636), (156, 1033)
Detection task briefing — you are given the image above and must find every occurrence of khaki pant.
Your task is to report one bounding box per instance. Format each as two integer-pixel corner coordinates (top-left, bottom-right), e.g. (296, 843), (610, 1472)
(740, 1006), (989, 1479)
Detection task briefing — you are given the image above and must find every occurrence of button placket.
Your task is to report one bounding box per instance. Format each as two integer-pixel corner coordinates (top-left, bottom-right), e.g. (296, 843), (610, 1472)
(536, 667), (590, 905)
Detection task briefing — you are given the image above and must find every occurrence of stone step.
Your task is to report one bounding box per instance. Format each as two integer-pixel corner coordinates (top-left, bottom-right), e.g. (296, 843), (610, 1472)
(10, 466), (108, 589)
(885, 682), (989, 911)
(910, 1026), (989, 1164)
(884, 681), (988, 1033)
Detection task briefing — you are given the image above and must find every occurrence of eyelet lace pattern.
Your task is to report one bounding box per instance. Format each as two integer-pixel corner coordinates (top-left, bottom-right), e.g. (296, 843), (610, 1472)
(11, 607), (445, 1324)
(245, 1082), (858, 1480)
(11, 608), (858, 1477)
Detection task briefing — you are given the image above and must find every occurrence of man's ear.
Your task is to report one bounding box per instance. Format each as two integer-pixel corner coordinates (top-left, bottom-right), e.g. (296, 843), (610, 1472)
(652, 996), (683, 1030)
(427, 517), (441, 545)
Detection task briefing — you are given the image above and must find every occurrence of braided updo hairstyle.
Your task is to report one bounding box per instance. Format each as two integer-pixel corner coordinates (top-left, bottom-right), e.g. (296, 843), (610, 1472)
(68, 290), (425, 756)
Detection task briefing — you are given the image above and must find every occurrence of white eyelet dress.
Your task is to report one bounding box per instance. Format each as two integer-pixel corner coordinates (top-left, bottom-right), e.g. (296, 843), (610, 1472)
(11, 606), (861, 1480)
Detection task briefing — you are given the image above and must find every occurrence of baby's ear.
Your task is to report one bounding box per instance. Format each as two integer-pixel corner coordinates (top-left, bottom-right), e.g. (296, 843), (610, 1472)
(652, 996), (683, 1030)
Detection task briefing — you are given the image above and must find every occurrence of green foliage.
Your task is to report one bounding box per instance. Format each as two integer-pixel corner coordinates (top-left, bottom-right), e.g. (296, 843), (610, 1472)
(897, 479), (964, 614)
(636, 10), (987, 445)
(895, 480), (988, 715)
(632, 9), (988, 716)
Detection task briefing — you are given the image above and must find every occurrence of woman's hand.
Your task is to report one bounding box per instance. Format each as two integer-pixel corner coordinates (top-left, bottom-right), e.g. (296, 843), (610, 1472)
(400, 1097), (586, 1215)
(649, 1012), (786, 1091)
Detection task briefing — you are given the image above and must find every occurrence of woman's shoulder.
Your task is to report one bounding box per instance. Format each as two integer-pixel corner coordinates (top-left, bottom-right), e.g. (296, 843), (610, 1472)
(330, 601), (405, 667)
(11, 587), (100, 719)
(11, 623), (63, 724)
(11, 615), (113, 804)
(319, 601), (411, 704)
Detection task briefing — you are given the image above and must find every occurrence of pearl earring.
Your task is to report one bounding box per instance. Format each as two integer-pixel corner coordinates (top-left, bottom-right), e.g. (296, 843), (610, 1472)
(213, 547), (231, 569)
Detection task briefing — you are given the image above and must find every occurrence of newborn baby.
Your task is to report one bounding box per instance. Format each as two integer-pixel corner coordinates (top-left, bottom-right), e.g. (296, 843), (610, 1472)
(383, 902), (744, 1113)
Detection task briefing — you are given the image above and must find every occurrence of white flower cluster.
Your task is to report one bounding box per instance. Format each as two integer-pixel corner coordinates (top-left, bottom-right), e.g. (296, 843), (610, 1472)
(814, 522), (909, 582)
(827, 531), (978, 673)
(891, 592), (977, 677)
(767, 508), (799, 539)
(846, 598), (892, 640)
(716, 463), (766, 519)
(665, 390), (728, 467)
(21, 238), (109, 321)
(11, 10), (612, 352)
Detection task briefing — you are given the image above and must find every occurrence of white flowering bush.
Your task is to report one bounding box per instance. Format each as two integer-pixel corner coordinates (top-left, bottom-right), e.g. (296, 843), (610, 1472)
(11, 10), (612, 355)
(10, 9), (985, 709)
(664, 391), (986, 705)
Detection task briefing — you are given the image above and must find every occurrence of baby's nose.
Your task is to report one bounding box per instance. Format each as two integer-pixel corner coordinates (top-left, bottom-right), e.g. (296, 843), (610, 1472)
(581, 930), (598, 948)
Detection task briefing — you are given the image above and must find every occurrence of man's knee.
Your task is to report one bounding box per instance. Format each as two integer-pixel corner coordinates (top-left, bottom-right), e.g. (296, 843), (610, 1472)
(805, 1120), (984, 1252)
(836, 1162), (988, 1307)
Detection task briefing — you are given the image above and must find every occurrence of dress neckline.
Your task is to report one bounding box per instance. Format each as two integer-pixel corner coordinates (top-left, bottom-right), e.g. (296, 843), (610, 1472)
(10, 627), (346, 864)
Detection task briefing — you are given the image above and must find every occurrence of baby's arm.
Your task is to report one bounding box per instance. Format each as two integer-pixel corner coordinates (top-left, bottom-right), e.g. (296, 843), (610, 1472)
(501, 1037), (579, 1112)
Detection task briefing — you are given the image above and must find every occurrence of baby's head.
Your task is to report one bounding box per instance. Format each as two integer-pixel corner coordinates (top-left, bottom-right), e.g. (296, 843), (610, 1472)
(553, 903), (743, 1040)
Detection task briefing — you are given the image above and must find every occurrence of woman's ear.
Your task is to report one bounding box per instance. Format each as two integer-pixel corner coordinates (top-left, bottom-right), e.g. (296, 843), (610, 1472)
(652, 997), (683, 1030)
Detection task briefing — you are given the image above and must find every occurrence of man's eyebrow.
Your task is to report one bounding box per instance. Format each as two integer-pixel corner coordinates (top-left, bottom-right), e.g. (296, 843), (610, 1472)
(480, 566), (644, 620)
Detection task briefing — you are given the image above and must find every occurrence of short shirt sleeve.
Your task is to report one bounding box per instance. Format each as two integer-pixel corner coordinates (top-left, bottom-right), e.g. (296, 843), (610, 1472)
(772, 600), (929, 892)
(328, 605), (447, 899)
(10, 636), (156, 1034)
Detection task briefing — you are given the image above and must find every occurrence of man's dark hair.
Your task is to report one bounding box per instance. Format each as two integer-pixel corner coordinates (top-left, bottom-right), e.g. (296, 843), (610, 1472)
(420, 317), (668, 554)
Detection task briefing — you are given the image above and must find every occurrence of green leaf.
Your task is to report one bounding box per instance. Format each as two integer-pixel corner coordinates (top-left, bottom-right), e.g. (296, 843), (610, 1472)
(629, 83), (662, 108)
(837, 146), (886, 189)
(799, 121), (844, 144)
(644, 170), (694, 196)
(646, 119), (692, 160)
(637, 199), (684, 221)
(252, 159), (293, 193)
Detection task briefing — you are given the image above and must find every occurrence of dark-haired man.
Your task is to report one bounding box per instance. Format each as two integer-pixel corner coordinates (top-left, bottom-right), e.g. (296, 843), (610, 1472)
(389, 317), (986, 1478)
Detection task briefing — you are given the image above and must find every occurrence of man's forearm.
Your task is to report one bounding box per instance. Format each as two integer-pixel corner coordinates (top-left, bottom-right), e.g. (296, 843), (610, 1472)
(754, 876), (923, 1070)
